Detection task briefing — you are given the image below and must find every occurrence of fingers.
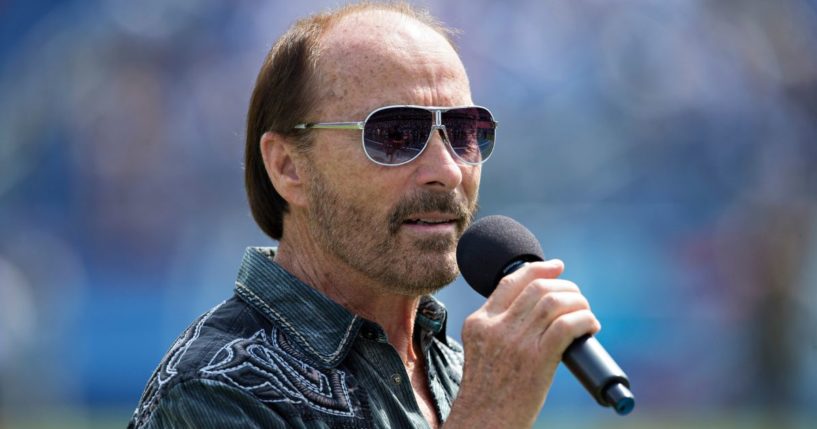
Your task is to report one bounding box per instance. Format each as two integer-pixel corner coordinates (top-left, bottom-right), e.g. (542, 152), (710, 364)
(504, 282), (584, 322)
(539, 309), (601, 360)
(481, 258), (600, 356)
(486, 259), (565, 313)
(531, 289), (588, 322)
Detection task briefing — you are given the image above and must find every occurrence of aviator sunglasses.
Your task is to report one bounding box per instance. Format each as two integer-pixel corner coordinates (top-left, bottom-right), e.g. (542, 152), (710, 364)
(294, 105), (498, 166)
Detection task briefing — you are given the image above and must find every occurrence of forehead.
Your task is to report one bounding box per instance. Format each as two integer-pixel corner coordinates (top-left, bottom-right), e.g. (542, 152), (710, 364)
(314, 10), (472, 118)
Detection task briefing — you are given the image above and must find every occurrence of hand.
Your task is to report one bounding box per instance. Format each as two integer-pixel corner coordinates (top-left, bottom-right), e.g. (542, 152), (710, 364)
(445, 260), (601, 429)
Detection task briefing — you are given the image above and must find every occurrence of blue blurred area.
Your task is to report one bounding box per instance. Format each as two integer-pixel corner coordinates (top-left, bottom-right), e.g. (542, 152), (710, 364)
(1, 0), (816, 426)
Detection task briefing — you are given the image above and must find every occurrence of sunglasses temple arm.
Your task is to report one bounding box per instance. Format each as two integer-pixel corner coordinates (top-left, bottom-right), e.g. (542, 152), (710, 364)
(293, 122), (364, 130)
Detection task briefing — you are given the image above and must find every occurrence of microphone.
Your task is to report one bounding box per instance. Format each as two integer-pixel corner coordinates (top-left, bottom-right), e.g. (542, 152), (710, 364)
(456, 215), (635, 416)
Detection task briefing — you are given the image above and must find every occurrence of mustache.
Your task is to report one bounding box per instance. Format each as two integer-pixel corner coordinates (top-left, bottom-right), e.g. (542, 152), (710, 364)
(388, 191), (476, 234)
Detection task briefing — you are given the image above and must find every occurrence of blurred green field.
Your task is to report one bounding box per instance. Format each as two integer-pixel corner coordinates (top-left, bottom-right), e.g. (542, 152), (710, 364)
(3, 409), (816, 429)
(535, 415), (817, 429)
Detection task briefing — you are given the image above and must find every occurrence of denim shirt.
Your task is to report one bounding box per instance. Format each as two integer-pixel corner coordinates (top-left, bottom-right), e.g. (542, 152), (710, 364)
(128, 247), (465, 428)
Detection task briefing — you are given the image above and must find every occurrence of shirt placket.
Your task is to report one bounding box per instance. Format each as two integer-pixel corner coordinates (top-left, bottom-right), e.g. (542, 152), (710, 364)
(358, 322), (432, 429)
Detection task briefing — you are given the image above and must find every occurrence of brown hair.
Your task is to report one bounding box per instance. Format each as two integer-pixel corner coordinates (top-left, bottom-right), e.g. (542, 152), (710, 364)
(244, 1), (458, 240)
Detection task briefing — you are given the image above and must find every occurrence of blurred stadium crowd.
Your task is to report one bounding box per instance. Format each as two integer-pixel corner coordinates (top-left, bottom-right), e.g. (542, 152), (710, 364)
(1, 0), (816, 427)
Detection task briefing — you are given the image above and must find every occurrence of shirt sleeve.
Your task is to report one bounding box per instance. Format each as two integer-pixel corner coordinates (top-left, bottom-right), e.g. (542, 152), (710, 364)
(138, 378), (295, 429)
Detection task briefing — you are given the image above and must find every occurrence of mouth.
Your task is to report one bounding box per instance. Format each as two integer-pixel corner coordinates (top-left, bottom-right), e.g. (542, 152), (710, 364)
(401, 213), (460, 231)
(403, 218), (456, 226)
(386, 191), (474, 236)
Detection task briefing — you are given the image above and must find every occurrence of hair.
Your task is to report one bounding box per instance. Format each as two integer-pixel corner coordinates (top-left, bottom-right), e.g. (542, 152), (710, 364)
(244, 1), (458, 240)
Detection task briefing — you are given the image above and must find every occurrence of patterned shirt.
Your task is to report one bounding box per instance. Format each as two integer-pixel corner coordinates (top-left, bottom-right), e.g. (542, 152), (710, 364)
(128, 247), (465, 428)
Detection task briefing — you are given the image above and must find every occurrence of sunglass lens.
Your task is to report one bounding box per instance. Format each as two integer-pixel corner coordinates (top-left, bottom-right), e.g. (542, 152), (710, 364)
(442, 107), (495, 164)
(363, 107), (433, 165)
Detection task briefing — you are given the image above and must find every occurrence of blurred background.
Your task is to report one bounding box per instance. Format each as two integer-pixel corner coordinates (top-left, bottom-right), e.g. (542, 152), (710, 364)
(1, 0), (816, 427)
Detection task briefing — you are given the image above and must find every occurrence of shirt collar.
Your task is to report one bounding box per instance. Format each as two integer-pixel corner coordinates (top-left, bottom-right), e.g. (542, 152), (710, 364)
(233, 247), (450, 367)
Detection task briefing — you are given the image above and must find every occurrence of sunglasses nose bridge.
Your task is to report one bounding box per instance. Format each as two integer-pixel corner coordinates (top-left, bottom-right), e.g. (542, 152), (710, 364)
(426, 123), (463, 166)
(432, 109), (443, 127)
(429, 108), (450, 149)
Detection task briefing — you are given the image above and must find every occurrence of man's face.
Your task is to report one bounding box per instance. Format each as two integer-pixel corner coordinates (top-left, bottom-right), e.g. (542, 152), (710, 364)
(299, 11), (481, 296)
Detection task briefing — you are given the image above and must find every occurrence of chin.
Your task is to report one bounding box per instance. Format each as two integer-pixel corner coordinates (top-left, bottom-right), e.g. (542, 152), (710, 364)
(386, 256), (458, 296)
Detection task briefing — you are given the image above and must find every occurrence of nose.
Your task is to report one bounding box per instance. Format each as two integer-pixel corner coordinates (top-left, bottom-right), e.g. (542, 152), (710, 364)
(413, 128), (464, 191)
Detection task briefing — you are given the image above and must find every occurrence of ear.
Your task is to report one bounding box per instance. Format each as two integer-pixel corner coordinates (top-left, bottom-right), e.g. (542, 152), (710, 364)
(260, 131), (309, 208)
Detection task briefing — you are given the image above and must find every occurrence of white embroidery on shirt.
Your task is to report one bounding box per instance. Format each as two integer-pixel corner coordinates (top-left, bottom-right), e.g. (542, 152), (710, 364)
(200, 328), (358, 418)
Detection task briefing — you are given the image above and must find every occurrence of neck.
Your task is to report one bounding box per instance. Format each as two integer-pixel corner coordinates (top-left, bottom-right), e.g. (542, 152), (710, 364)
(274, 220), (423, 365)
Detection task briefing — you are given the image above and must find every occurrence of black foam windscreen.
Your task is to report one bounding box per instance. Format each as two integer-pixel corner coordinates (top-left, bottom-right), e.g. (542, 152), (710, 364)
(456, 215), (545, 297)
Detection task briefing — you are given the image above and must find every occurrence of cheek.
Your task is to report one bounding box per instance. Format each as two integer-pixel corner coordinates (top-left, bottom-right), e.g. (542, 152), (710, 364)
(321, 159), (406, 214)
(310, 136), (371, 191)
(462, 166), (481, 199)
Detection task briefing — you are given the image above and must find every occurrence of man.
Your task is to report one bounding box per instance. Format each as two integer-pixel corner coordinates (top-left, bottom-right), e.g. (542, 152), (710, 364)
(129, 2), (600, 428)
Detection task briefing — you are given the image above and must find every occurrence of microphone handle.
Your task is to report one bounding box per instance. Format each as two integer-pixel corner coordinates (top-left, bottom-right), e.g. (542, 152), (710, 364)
(563, 335), (635, 415)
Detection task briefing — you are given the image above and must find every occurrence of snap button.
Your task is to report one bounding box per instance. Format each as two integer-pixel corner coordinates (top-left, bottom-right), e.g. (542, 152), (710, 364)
(391, 373), (402, 385)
